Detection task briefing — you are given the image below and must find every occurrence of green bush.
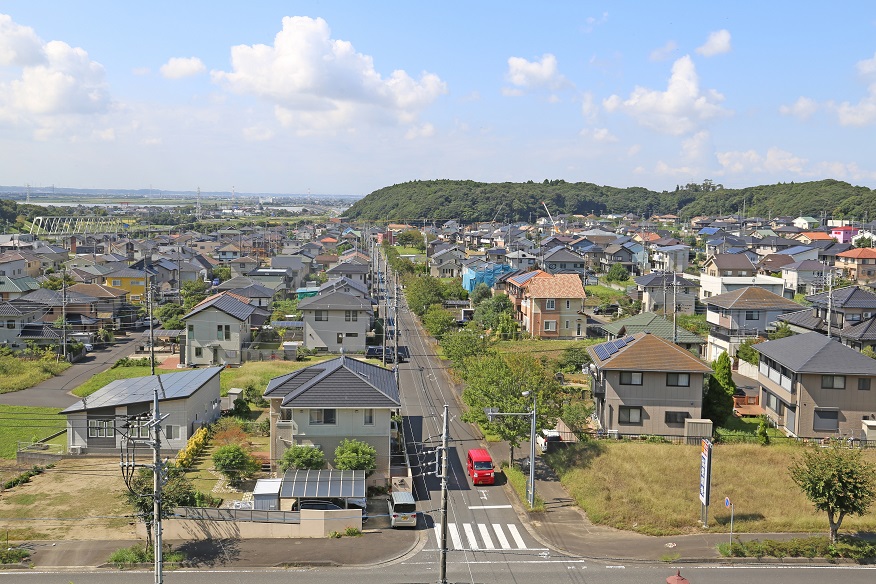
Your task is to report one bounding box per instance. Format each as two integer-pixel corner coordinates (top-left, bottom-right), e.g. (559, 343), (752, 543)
(109, 544), (185, 565)
(0, 548), (29, 564)
(344, 526), (362, 536)
(721, 536), (876, 560)
(3, 465), (46, 490)
(328, 530), (342, 539)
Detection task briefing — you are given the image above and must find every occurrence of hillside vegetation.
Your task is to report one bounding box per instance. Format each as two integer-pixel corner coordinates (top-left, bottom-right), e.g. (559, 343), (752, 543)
(344, 178), (876, 223)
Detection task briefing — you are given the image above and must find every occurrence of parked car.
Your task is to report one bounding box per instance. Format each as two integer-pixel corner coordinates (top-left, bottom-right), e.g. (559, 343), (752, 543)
(536, 429), (563, 453)
(298, 500), (342, 511)
(83, 343), (94, 353)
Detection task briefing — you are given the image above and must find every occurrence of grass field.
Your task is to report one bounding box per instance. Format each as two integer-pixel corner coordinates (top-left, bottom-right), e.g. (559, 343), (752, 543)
(584, 285), (627, 306)
(495, 338), (602, 361)
(72, 365), (184, 397)
(219, 356), (335, 395)
(0, 356), (71, 393)
(546, 441), (876, 536)
(0, 405), (66, 458)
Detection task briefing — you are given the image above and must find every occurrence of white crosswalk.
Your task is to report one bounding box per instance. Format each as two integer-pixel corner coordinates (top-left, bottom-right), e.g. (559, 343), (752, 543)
(432, 522), (537, 551)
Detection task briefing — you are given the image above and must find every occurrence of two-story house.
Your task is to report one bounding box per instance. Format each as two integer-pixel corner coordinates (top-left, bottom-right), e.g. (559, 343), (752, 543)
(835, 247), (876, 285)
(779, 286), (876, 352)
(586, 332), (713, 437)
(541, 246), (588, 276)
(326, 259), (370, 286)
(429, 248), (465, 278)
(0, 300), (45, 351)
(699, 254), (785, 300)
(230, 255), (260, 278)
(633, 273), (698, 315)
(183, 292), (269, 366)
(781, 260), (828, 295)
(299, 291), (372, 352)
(703, 286), (804, 361)
(650, 244), (690, 273)
(755, 332), (876, 438)
(103, 268), (148, 304)
(264, 356), (399, 486)
(517, 273), (587, 339)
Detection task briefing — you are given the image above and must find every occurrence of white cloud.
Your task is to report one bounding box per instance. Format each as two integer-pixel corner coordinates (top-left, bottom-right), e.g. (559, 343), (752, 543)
(779, 96), (818, 120)
(0, 14), (44, 66)
(580, 92), (598, 123)
(242, 125), (274, 142)
(857, 52), (876, 76)
(132, 66), (151, 76)
(649, 41), (677, 62)
(505, 54), (570, 91)
(682, 130), (710, 161)
(835, 83), (876, 126)
(655, 160), (697, 177)
(627, 144), (641, 156)
(579, 127), (618, 142)
(603, 55), (729, 135)
(716, 147), (807, 174)
(405, 122), (435, 140)
(160, 56), (206, 79)
(582, 12), (609, 33)
(696, 29), (732, 57)
(212, 16), (446, 132)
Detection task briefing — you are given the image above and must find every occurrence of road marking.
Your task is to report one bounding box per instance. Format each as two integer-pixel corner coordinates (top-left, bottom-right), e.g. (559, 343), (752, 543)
(448, 523), (463, 550)
(492, 524), (510, 549)
(467, 505), (512, 510)
(478, 523), (495, 549)
(463, 523), (479, 550)
(507, 524), (526, 549)
(478, 489), (488, 500)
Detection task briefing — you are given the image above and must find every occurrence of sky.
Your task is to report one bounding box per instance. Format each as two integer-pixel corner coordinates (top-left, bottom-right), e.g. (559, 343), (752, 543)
(2, 2), (876, 197)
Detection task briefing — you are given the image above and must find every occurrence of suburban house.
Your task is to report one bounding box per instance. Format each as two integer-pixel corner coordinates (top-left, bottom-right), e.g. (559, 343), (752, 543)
(703, 286), (804, 361)
(698, 254), (786, 300)
(633, 273), (698, 315)
(650, 244), (690, 273)
(429, 248), (465, 278)
(0, 300), (46, 351)
(326, 260), (370, 286)
(830, 225), (860, 244)
(61, 367), (222, 454)
(264, 356), (400, 486)
(299, 291), (372, 353)
(216, 243), (242, 261)
(598, 243), (637, 275)
(600, 312), (706, 356)
(183, 292), (269, 366)
(504, 250), (538, 270)
(230, 255), (260, 278)
(755, 332), (876, 438)
(18, 288), (101, 335)
(586, 332), (713, 437)
(0, 275), (40, 301)
(781, 260), (828, 295)
(103, 267), (148, 304)
(541, 246), (588, 276)
(779, 286), (876, 351)
(835, 248), (876, 285)
(793, 216), (820, 230)
(517, 273), (587, 339)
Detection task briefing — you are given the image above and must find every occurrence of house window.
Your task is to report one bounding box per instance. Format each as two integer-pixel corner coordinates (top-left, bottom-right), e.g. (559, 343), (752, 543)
(6, 320), (13, 329)
(545, 299), (556, 310)
(618, 406), (642, 424)
(363, 409), (374, 425)
(131, 295), (141, 301)
(188, 324), (194, 334)
(565, 300), (571, 309)
(315, 310), (328, 321)
(665, 411), (691, 424)
(619, 371), (643, 385)
(195, 347), (202, 357)
(565, 320), (570, 330)
(165, 425), (180, 440)
(309, 409), (336, 425)
(544, 320), (557, 332)
(337, 333), (344, 344)
(821, 375), (846, 389)
(666, 373), (690, 387)
(813, 409), (839, 432)
(112, 279), (122, 286)
(345, 310), (358, 322)
(217, 324), (230, 340)
(859, 378), (871, 391)
(87, 419), (115, 438)
(745, 311), (758, 321)
(345, 332), (359, 337)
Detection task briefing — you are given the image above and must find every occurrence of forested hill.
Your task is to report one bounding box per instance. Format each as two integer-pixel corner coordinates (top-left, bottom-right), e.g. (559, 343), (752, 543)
(344, 179), (876, 223)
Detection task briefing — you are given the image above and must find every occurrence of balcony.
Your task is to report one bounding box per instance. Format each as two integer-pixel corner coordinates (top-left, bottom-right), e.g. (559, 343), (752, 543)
(709, 326), (760, 344)
(759, 362), (795, 394)
(589, 373), (605, 396)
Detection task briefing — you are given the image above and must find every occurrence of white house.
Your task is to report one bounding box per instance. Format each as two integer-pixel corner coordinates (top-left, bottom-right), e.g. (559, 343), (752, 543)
(183, 292), (269, 366)
(299, 291), (372, 353)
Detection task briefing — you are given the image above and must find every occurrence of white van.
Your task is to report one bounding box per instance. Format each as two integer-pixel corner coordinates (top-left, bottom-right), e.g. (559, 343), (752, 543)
(387, 491), (417, 527)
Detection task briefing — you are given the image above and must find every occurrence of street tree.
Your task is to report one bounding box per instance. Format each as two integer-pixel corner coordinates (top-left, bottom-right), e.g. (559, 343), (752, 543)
(422, 305), (456, 340)
(440, 329), (494, 370)
(123, 465), (195, 552)
(396, 229), (426, 250)
(333, 439), (377, 476)
(702, 352), (735, 427)
(461, 353), (562, 464)
(790, 446), (876, 543)
(278, 445), (326, 471)
(405, 275), (444, 316)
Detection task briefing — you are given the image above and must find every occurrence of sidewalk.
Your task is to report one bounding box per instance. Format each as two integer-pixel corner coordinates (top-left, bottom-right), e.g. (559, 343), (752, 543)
(18, 529), (424, 570)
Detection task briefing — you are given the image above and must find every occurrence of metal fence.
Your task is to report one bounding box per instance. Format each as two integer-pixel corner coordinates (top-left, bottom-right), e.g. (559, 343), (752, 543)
(173, 506), (301, 524)
(576, 432), (876, 448)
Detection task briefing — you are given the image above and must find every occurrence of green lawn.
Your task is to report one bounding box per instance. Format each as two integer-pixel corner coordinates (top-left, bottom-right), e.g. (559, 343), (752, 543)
(546, 441), (876, 536)
(0, 356), (71, 393)
(0, 405), (65, 458)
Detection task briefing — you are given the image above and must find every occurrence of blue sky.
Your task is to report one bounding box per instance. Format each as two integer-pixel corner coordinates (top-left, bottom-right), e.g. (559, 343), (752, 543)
(2, 2), (876, 196)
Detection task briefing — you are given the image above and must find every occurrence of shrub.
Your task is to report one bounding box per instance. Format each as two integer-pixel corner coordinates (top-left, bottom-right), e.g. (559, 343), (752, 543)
(279, 445), (326, 471)
(0, 548), (29, 564)
(175, 426), (210, 469)
(212, 444), (260, 485)
(333, 439), (377, 476)
(3, 465), (46, 490)
(344, 526), (362, 537)
(328, 530), (342, 539)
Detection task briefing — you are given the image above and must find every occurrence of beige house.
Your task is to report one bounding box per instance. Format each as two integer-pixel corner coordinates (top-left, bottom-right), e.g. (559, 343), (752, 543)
(299, 291), (372, 352)
(519, 273), (587, 339)
(587, 332), (713, 436)
(264, 356), (400, 486)
(755, 332), (876, 438)
(183, 292), (269, 366)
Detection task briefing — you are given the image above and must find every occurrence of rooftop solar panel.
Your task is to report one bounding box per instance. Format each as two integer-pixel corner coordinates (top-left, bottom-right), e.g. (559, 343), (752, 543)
(594, 345), (611, 361)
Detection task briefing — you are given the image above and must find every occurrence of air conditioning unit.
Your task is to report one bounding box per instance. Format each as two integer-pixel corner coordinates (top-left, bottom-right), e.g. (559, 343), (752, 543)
(68, 445), (83, 455)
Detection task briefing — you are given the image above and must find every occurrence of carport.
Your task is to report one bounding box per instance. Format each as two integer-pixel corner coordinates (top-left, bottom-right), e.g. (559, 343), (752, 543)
(280, 468), (366, 509)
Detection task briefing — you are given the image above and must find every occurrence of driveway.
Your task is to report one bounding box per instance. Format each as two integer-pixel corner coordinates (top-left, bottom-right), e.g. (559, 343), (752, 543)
(0, 333), (144, 408)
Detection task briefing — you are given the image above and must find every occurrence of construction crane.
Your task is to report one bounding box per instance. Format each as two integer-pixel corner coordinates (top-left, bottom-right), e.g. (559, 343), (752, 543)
(542, 201), (561, 234)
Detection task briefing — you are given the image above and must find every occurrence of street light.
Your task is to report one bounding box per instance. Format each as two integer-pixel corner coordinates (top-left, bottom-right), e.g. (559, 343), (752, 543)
(484, 390), (538, 509)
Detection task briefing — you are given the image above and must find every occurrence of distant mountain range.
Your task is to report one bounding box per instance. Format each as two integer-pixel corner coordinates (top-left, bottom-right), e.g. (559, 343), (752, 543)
(344, 178), (876, 224)
(0, 186), (360, 201)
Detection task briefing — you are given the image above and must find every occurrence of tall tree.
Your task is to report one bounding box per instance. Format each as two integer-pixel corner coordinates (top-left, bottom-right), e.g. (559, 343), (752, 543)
(702, 352), (734, 427)
(405, 275), (444, 316)
(790, 446), (876, 543)
(471, 283), (493, 306)
(461, 353), (562, 463)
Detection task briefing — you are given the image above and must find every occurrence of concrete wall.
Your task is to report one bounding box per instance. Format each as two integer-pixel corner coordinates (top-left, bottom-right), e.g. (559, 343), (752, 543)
(149, 508), (361, 540)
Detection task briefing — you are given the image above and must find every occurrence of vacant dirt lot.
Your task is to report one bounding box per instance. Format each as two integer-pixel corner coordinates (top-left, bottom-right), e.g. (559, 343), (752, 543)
(0, 457), (136, 541)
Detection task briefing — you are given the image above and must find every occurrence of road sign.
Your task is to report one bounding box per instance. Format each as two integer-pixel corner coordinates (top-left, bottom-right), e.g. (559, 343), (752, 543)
(699, 439), (712, 506)
(725, 496), (731, 508)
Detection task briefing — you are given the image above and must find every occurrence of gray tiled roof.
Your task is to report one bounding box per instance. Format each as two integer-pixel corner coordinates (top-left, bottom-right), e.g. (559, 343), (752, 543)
(806, 286), (876, 309)
(299, 291), (372, 311)
(754, 332), (876, 374)
(264, 356), (399, 408)
(61, 367), (222, 414)
(703, 287), (803, 311)
(840, 317), (876, 342)
(183, 293), (259, 321)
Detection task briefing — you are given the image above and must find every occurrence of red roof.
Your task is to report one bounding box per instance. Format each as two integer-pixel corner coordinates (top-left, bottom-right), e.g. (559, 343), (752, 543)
(837, 248), (876, 259)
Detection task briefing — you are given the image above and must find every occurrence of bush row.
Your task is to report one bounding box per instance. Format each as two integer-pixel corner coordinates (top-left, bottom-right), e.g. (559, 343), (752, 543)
(2, 464), (52, 490)
(720, 536), (876, 561)
(175, 426), (210, 469)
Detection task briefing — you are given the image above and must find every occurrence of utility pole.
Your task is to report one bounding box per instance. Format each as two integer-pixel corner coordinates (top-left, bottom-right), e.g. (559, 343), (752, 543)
(148, 272), (155, 375)
(393, 270), (400, 390)
(61, 267), (67, 360)
(152, 381), (164, 584)
(438, 404), (449, 584)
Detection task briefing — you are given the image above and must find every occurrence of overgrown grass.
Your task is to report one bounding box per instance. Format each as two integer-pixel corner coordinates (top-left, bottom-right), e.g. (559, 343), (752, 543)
(545, 441), (876, 536)
(495, 338), (599, 361)
(0, 548), (29, 564)
(716, 415), (783, 442)
(675, 314), (709, 336)
(500, 462), (545, 512)
(0, 405), (65, 458)
(219, 357), (333, 395)
(109, 544), (185, 565)
(584, 285), (627, 306)
(0, 356), (71, 393)
(718, 536), (876, 561)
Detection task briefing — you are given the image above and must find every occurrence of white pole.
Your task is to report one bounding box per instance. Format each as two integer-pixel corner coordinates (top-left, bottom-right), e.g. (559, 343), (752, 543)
(730, 502), (734, 545)
(528, 394), (536, 509)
